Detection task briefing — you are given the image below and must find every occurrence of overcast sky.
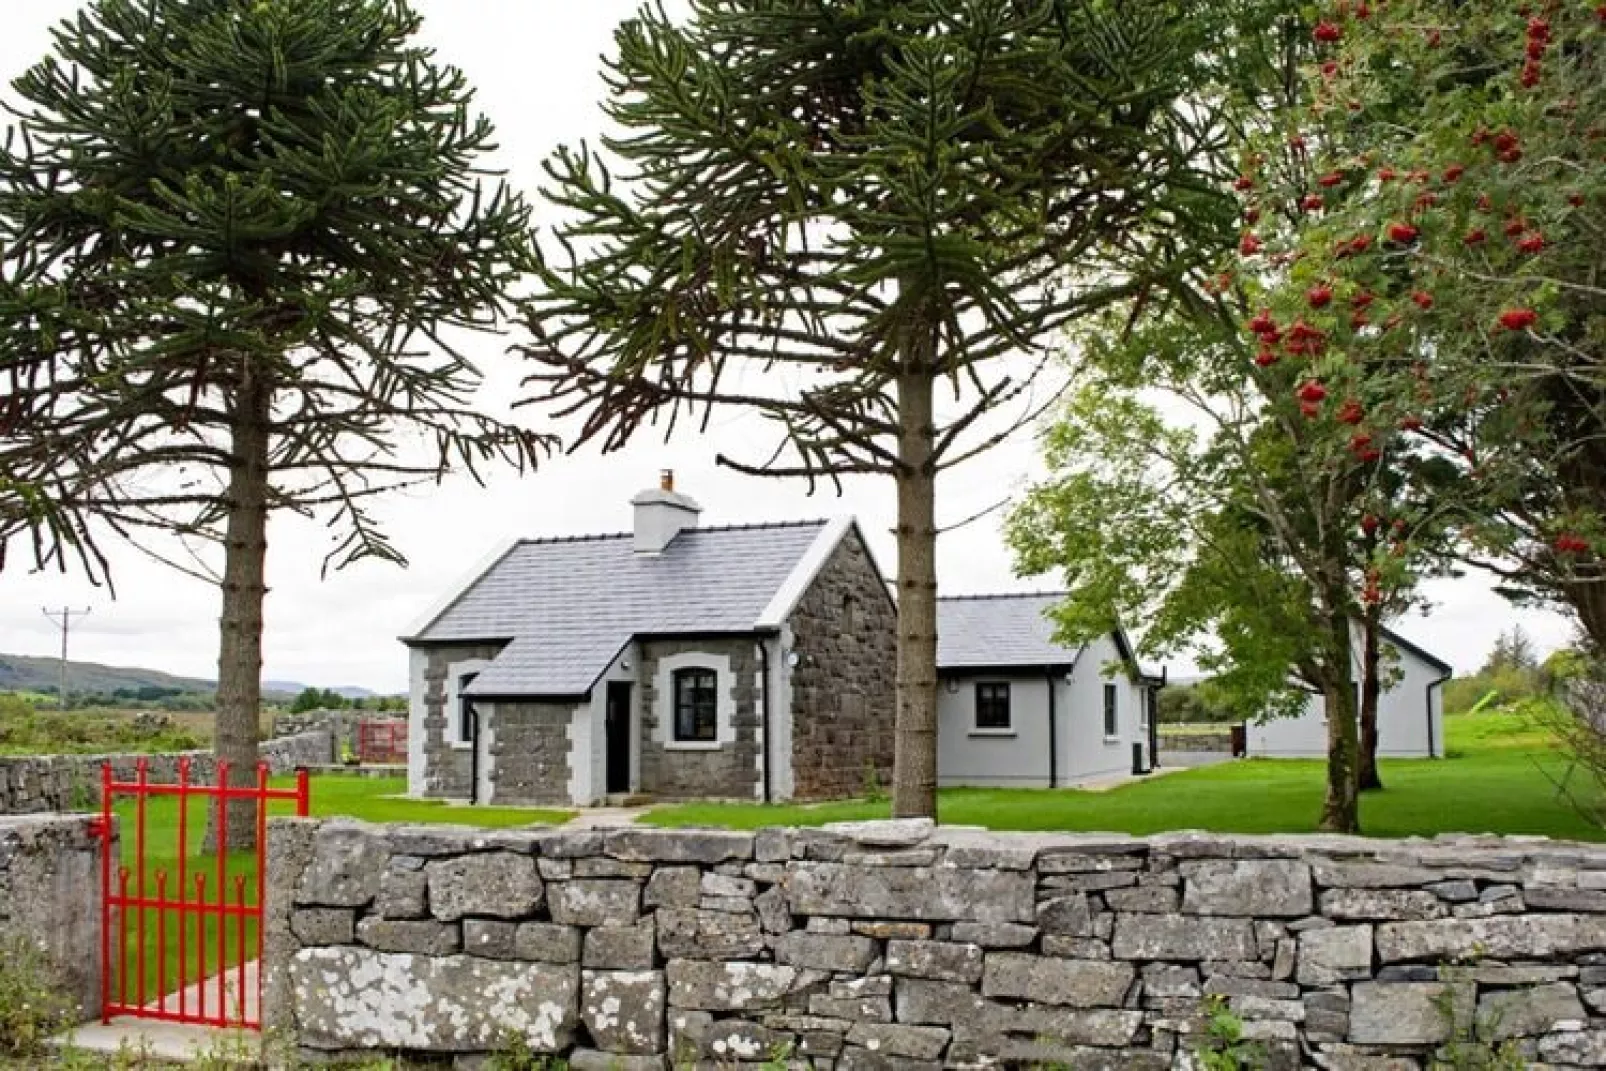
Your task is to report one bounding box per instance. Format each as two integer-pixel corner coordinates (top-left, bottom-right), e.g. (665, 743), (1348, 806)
(0, 2), (1576, 693)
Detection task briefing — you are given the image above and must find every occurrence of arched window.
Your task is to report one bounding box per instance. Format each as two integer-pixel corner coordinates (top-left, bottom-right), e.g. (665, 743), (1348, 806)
(672, 667), (718, 743)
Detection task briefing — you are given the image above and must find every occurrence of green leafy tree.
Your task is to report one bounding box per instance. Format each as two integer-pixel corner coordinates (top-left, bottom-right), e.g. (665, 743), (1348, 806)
(521, 0), (1242, 817)
(0, 0), (546, 845)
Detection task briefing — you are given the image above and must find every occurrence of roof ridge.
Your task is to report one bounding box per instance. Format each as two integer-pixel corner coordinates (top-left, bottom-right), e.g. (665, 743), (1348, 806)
(939, 591), (1068, 602)
(513, 518), (830, 546)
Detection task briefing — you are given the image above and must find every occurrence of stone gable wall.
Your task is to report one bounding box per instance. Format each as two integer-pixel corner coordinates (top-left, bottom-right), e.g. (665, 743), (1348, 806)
(0, 729), (333, 815)
(638, 638), (761, 800)
(787, 530), (897, 799)
(266, 819), (1606, 1069)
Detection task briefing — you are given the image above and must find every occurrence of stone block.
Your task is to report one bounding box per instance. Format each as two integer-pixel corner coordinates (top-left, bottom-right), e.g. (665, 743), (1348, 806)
(548, 879), (641, 927)
(1525, 887), (1606, 913)
(811, 993), (893, 1022)
(426, 852), (543, 922)
(567, 1051), (665, 1071)
(1142, 964), (1201, 999)
(1426, 879), (1479, 902)
(605, 828), (754, 864)
(844, 1023), (949, 1060)
(949, 922), (1036, 948)
(463, 919), (517, 960)
(754, 886), (792, 934)
(1036, 894), (1093, 936)
(1349, 981), (1472, 1045)
(1539, 1030), (1606, 1065)
(290, 908), (355, 946)
(1321, 888), (1447, 922)
(515, 922), (582, 964)
(1297, 925), (1373, 986)
(584, 922), (656, 970)
(656, 907), (766, 960)
(980, 953), (1134, 1007)
(1376, 914), (1606, 962)
(1311, 862), (1440, 888)
(1182, 860), (1312, 917)
(666, 960), (799, 1012)
(643, 867), (701, 909)
(374, 861), (428, 920)
(1040, 936), (1110, 959)
(823, 818), (935, 849)
(894, 978), (986, 1025)
(295, 823), (387, 908)
(854, 921), (931, 940)
(1111, 914), (1257, 961)
(288, 947), (578, 1052)
(1477, 982), (1587, 1040)
(356, 917), (460, 955)
(573, 856), (654, 880)
(700, 872), (756, 899)
(885, 940), (983, 983)
(785, 862), (1033, 923)
(581, 969), (665, 1054)
(775, 932), (879, 972)
(1104, 885), (1179, 913)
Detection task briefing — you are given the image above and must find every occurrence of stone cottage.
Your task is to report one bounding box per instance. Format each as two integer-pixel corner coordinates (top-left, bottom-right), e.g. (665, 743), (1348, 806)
(401, 474), (896, 806)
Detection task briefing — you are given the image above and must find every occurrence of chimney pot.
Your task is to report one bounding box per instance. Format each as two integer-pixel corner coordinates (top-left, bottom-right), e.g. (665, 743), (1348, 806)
(661, 469), (675, 492)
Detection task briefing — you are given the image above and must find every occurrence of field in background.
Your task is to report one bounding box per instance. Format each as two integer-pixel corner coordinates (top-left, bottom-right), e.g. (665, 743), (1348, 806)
(644, 710), (1600, 841)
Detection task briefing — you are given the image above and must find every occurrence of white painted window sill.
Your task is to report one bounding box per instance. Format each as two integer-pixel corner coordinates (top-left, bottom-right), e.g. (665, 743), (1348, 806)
(664, 740), (724, 752)
(969, 728), (1017, 738)
(449, 740), (474, 751)
(1103, 735), (1121, 745)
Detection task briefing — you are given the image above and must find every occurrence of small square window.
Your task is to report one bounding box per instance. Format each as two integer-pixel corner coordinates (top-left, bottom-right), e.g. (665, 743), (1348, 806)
(1103, 683), (1119, 737)
(673, 668), (719, 742)
(975, 682), (1012, 731)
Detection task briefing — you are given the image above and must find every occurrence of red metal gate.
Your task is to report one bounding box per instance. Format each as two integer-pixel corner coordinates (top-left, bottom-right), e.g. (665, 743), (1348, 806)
(356, 719), (408, 765)
(95, 757), (309, 1029)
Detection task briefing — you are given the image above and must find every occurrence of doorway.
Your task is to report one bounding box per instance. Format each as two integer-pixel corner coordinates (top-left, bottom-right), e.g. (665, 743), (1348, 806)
(605, 682), (633, 795)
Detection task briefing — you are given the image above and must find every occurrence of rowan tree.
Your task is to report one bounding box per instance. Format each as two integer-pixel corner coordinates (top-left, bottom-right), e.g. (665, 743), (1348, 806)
(521, 0), (1242, 818)
(1280, 1), (1606, 648)
(0, 0), (545, 844)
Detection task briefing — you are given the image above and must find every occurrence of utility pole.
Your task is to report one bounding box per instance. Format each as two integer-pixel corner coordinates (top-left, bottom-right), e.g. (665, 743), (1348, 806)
(40, 606), (91, 711)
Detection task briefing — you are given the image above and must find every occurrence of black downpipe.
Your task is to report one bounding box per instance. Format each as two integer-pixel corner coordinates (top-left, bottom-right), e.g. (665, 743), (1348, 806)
(466, 702), (480, 806)
(759, 642), (773, 803)
(1046, 668), (1059, 789)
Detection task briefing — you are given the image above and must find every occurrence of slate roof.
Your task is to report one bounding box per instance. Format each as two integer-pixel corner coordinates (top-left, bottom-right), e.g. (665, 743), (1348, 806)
(406, 521), (831, 697)
(936, 593), (1084, 670)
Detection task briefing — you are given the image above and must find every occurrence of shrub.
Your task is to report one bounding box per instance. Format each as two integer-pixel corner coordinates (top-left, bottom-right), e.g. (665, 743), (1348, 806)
(0, 936), (75, 1058)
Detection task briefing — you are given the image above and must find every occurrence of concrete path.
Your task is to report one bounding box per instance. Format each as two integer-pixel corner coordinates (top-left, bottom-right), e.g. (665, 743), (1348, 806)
(55, 962), (260, 1065)
(564, 806), (655, 828)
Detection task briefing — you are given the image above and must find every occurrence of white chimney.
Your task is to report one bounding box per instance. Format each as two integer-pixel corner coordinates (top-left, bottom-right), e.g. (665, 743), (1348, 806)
(632, 469), (701, 554)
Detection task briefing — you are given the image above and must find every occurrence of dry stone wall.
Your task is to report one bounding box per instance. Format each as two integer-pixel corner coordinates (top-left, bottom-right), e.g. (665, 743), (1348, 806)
(0, 728), (333, 814)
(0, 814), (110, 1020)
(265, 818), (1606, 1069)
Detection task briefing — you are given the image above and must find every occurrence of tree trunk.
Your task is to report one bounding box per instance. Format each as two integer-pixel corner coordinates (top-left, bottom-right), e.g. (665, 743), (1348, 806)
(891, 367), (939, 820)
(1318, 609), (1361, 834)
(1358, 607), (1384, 793)
(1565, 575), (1606, 657)
(209, 364), (271, 852)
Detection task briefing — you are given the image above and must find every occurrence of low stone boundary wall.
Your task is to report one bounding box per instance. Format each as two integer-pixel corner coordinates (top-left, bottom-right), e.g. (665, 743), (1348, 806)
(1159, 728), (1235, 753)
(264, 819), (1606, 1069)
(0, 814), (111, 1020)
(0, 729), (333, 814)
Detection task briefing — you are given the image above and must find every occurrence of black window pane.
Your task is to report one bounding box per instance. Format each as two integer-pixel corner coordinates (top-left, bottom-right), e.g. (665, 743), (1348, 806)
(674, 669), (718, 742)
(976, 682), (1011, 730)
(1103, 683), (1118, 736)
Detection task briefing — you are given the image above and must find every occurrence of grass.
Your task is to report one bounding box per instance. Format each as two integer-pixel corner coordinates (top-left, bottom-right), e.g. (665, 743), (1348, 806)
(111, 775), (569, 1012)
(642, 709), (1604, 841)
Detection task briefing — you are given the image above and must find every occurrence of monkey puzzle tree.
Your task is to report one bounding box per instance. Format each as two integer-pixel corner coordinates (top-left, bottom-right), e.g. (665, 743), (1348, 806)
(522, 0), (1240, 818)
(0, 0), (545, 845)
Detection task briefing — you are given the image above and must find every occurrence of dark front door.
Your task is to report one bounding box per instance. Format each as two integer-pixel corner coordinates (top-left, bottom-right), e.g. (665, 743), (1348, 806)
(605, 682), (632, 794)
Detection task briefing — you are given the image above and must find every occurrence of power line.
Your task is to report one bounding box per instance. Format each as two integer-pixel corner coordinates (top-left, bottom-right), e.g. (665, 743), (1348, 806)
(40, 606), (92, 711)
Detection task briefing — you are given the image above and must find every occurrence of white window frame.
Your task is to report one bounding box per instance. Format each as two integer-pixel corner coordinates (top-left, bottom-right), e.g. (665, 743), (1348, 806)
(654, 652), (735, 751)
(445, 659), (489, 751)
(970, 681), (1016, 737)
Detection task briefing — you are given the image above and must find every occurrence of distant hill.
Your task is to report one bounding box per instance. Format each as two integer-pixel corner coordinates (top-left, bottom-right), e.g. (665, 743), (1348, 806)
(0, 652), (214, 696)
(0, 653), (377, 700)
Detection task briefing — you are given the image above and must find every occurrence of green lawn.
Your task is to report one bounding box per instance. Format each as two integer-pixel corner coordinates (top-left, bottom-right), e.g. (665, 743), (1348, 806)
(111, 775), (568, 1012)
(642, 710), (1604, 841)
